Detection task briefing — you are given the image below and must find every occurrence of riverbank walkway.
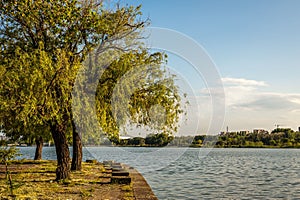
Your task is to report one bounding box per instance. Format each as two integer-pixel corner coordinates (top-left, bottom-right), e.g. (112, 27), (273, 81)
(0, 159), (158, 199)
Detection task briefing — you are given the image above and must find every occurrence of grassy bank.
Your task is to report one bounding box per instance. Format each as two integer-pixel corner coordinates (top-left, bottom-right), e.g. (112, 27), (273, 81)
(0, 160), (134, 200)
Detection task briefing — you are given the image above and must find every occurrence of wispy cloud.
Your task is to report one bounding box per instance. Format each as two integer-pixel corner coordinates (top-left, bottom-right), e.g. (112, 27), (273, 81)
(221, 77), (300, 112)
(234, 93), (300, 111)
(222, 77), (268, 87)
(196, 77), (300, 131)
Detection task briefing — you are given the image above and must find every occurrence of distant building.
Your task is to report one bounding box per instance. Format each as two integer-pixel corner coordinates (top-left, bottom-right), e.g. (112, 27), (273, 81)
(239, 131), (250, 135)
(119, 134), (136, 140)
(119, 136), (132, 140)
(253, 129), (269, 134)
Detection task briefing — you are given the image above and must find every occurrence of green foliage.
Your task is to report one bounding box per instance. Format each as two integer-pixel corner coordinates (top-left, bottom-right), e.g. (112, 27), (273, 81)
(0, 0), (144, 60)
(0, 146), (21, 164)
(116, 133), (174, 147)
(271, 128), (293, 134)
(0, 46), (79, 135)
(0, 146), (22, 197)
(0, 0), (185, 180)
(94, 51), (182, 141)
(0, 0), (147, 135)
(168, 136), (195, 147)
(145, 133), (174, 147)
(199, 129), (300, 148)
(0, 0), (152, 179)
(0, 140), (6, 146)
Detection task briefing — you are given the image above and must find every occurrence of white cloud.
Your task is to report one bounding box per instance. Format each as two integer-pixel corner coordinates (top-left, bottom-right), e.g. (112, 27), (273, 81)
(204, 77), (300, 111)
(222, 77), (268, 87)
(196, 77), (300, 132)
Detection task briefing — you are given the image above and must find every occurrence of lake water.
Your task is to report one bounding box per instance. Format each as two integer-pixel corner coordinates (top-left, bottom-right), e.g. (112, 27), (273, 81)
(18, 147), (300, 199)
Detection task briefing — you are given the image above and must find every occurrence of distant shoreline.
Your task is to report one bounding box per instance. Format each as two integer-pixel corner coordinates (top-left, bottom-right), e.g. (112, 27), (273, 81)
(14, 145), (300, 149)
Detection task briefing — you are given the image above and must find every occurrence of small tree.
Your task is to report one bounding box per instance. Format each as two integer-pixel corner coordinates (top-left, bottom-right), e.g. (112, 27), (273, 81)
(0, 146), (21, 197)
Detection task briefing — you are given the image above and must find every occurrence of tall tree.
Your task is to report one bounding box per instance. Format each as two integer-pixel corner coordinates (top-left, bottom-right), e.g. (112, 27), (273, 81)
(0, 0), (150, 179)
(0, 0), (185, 180)
(1, 47), (78, 180)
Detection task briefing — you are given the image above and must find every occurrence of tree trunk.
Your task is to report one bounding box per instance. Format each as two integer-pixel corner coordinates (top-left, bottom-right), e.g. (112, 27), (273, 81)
(70, 103), (82, 171)
(50, 121), (70, 181)
(71, 126), (82, 171)
(34, 136), (43, 160)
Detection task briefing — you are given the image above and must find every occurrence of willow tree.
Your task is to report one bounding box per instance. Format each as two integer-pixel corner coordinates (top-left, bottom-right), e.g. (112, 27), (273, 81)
(0, 47), (79, 177)
(0, 0), (147, 180)
(72, 50), (183, 151)
(93, 50), (183, 143)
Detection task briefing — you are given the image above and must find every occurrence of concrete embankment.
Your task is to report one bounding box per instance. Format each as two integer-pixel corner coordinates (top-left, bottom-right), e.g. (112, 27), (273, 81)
(103, 161), (158, 200)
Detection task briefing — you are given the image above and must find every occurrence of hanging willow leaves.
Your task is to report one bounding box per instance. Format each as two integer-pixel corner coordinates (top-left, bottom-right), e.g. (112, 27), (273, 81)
(0, 0), (185, 179)
(94, 50), (183, 143)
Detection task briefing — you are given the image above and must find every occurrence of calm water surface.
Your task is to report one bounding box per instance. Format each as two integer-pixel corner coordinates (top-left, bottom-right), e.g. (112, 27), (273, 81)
(18, 147), (300, 199)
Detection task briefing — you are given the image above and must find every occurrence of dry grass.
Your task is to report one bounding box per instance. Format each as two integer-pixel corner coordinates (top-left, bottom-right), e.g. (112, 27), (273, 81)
(0, 160), (134, 200)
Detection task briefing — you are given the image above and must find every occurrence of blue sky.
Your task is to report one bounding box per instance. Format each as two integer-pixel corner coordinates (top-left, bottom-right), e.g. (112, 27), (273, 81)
(124, 0), (300, 133)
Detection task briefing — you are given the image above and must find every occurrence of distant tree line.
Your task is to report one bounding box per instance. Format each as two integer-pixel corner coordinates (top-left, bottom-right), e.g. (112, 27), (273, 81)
(115, 133), (174, 147)
(4, 128), (300, 148)
(115, 128), (300, 148)
(192, 128), (300, 148)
